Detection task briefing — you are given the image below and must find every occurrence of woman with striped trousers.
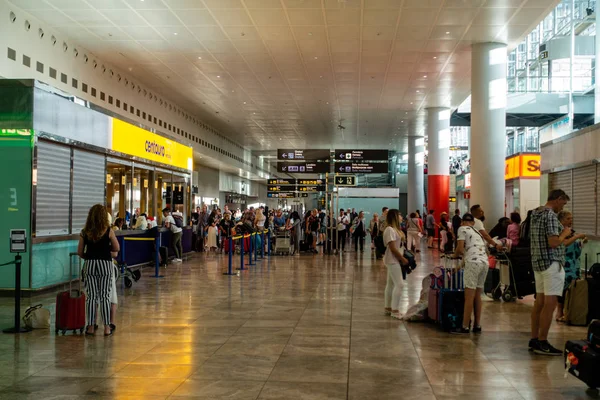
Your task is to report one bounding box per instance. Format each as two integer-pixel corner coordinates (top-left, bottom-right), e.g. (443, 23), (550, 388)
(78, 204), (120, 336)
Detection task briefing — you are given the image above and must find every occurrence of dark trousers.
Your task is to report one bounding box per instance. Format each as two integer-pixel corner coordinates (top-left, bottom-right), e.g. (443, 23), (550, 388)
(337, 230), (346, 251)
(353, 234), (364, 252)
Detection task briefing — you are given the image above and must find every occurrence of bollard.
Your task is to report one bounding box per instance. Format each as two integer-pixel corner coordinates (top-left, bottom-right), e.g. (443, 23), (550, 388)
(2, 254), (30, 334)
(224, 237), (236, 276)
(151, 236), (164, 278)
(239, 235), (245, 271)
(247, 233), (256, 266)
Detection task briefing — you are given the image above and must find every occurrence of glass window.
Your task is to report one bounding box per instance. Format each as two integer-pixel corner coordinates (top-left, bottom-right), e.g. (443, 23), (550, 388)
(132, 165), (155, 227)
(106, 161), (133, 226)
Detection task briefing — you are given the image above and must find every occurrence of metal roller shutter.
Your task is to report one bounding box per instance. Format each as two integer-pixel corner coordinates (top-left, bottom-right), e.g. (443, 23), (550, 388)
(36, 141), (71, 236)
(571, 165), (596, 235)
(71, 150), (105, 233)
(549, 170), (573, 204)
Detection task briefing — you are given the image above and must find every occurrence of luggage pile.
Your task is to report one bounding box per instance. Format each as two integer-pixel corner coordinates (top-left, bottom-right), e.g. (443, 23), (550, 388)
(564, 254), (600, 326)
(428, 256), (464, 332)
(564, 320), (600, 390)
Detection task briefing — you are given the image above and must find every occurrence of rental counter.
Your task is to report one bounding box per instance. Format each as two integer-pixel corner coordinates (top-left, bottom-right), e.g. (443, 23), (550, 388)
(0, 80), (193, 291)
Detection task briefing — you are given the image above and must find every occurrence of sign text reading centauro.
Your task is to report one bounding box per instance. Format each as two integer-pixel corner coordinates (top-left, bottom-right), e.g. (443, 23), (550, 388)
(111, 118), (192, 170)
(145, 140), (169, 160)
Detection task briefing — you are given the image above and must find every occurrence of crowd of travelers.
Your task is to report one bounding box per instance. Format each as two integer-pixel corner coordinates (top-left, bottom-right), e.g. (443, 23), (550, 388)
(78, 188), (586, 354)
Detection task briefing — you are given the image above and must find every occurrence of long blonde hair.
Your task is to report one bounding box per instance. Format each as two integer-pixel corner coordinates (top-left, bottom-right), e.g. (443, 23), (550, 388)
(386, 209), (406, 241)
(83, 204), (110, 242)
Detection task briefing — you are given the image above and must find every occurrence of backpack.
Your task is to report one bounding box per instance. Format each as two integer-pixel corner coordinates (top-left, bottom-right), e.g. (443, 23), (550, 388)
(173, 214), (183, 228)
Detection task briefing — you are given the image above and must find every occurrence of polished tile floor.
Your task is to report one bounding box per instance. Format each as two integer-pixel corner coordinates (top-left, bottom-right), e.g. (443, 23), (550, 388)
(0, 246), (594, 399)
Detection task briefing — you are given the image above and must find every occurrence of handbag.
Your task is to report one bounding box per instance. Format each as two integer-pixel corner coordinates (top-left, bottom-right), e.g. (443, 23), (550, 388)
(22, 304), (50, 329)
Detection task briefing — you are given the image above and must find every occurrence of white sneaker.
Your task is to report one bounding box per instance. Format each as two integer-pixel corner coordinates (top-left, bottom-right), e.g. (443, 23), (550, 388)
(173, 258), (182, 263)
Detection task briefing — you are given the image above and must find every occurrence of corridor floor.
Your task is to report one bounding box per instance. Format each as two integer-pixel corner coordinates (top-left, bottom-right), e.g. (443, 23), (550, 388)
(0, 248), (593, 400)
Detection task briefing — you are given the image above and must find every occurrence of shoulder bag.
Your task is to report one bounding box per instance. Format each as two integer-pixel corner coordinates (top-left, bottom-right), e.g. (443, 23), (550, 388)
(23, 304), (51, 329)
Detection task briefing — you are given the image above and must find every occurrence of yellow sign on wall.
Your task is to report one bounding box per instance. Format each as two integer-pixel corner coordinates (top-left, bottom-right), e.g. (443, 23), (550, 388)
(505, 154), (541, 180)
(111, 119), (193, 170)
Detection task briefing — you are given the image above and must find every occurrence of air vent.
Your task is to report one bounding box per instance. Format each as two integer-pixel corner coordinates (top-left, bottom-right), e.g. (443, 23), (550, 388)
(22, 54), (30, 67)
(7, 47), (16, 61)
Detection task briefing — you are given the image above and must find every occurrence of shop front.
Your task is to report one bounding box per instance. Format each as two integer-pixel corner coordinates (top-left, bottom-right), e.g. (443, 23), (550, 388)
(504, 153), (541, 216)
(0, 80), (193, 291)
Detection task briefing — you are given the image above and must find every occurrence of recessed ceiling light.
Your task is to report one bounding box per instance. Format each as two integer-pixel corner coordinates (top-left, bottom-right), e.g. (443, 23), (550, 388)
(253, 112), (256, 114)
(243, 101), (247, 104)
(326, 102), (329, 104)
(445, 31), (450, 34)
(308, 32), (313, 36)
(198, 56), (202, 59)
(401, 120), (404, 123)
(416, 90), (420, 93)
(217, 75), (220, 78)
(410, 102), (413, 104)
(173, 32), (178, 35)
(279, 137), (282, 140)
(314, 56), (318, 59)
(319, 75), (323, 78)
(433, 56), (437, 59)
(423, 75), (427, 78)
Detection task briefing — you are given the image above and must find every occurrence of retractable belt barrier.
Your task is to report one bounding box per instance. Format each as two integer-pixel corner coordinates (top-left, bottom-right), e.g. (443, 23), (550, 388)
(122, 236), (162, 278)
(223, 229), (270, 276)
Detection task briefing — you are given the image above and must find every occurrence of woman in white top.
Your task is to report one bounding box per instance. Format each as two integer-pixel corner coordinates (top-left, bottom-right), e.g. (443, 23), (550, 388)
(254, 208), (266, 229)
(383, 209), (409, 320)
(406, 212), (423, 253)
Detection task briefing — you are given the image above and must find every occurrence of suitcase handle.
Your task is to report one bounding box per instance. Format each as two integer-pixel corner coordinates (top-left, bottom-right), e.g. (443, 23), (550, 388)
(68, 252), (82, 295)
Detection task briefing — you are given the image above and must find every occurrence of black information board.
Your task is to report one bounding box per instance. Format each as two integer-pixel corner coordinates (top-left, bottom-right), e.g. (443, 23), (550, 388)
(335, 162), (388, 174)
(268, 185), (297, 192)
(267, 192), (309, 198)
(297, 179), (326, 185)
(267, 178), (296, 185)
(277, 162), (330, 173)
(334, 175), (356, 186)
(277, 149), (330, 160)
(334, 149), (388, 161)
(298, 185), (326, 192)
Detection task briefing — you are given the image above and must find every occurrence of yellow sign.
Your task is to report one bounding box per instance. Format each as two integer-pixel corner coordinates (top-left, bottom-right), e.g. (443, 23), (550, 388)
(505, 154), (541, 180)
(111, 118), (193, 170)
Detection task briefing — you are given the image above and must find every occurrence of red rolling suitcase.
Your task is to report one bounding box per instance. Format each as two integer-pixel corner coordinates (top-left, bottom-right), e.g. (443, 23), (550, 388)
(55, 253), (86, 335)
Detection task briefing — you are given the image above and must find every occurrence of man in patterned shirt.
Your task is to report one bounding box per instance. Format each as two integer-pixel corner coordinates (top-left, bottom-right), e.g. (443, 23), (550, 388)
(529, 189), (571, 356)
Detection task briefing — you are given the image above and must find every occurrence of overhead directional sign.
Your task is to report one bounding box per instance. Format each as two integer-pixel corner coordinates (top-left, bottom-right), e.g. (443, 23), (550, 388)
(267, 192), (309, 198)
(277, 149), (330, 160)
(277, 162), (330, 173)
(298, 185), (326, 192)
(334, 175), (356, 186)
(334, 149), (388, 161)
(268, 185), (297, 192)
(336, 162), (388, 174)
(298, 179), (325, 185)
(267, 178), (296, 185)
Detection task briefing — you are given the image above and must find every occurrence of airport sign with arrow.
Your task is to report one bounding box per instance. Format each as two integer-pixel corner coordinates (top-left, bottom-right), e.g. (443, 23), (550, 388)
(334, 175), (356, 186)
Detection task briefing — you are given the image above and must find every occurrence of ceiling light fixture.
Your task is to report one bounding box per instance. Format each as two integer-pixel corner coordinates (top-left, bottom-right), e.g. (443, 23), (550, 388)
(433, 56), (437, 59)
(314, 56), (318, 59)
(410, 102), (413, 104)
(173, 32), (178, 35)
(217, 75), (220, 78)
(416, 90), (420, 93)
(445, 31), (450, 34)
(423, 75), (427, 78)
(243, 101), (247, 104)
(198, 56), (202, 59)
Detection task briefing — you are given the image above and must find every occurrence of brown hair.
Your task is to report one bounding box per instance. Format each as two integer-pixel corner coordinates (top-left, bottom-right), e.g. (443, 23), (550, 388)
(386, 209), (405, 241)
(83, 204), (110, 242)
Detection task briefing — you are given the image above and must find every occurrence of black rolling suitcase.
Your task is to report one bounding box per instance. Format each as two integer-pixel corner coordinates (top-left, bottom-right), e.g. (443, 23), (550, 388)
(587, 255), (600, 322)
(565, 340), (600, 389)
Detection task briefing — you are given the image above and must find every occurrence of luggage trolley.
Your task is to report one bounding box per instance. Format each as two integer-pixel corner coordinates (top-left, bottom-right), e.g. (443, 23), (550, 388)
(274, 227), (291, 255)
(487, 249), (536, 302)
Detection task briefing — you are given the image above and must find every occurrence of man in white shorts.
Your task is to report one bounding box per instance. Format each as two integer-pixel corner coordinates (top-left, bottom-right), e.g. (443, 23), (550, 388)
(529, 189), (570, 356)
(452, 213), (489, 334)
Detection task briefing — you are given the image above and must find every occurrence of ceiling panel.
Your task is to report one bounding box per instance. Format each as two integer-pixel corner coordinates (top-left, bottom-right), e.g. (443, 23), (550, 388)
(21, 0), (559, 151)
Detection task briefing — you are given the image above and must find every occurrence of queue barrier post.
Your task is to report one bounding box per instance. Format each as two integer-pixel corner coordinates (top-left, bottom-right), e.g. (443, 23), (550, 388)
(1, 254), (30, 334)
(238, 235), (245, 271)
(223, 237), (236, 276)
(247, 233), (256, 266)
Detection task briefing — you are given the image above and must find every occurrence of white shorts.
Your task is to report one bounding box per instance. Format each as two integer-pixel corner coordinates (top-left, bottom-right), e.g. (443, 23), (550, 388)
(464, 261), (489, 289)
(534, 261), (565, 297)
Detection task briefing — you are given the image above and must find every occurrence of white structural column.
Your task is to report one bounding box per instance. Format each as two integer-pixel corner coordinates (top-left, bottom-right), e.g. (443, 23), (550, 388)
(596, 7), (600, 123)
(407, 135), (425, 214)
(471, 42), (507, 228)
(426, 107), (451, 219)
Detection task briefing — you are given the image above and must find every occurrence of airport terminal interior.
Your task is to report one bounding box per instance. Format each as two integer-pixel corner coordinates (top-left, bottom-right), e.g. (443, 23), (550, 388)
(1, 0), (600, 398)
